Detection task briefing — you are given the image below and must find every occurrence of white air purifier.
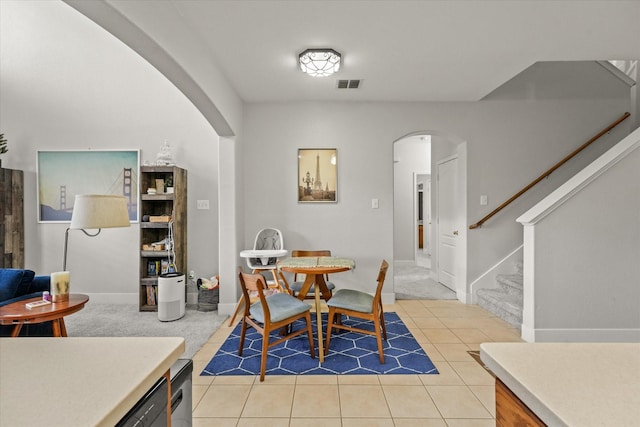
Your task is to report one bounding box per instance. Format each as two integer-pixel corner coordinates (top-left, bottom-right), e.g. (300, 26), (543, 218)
(158, 272), (185, 321)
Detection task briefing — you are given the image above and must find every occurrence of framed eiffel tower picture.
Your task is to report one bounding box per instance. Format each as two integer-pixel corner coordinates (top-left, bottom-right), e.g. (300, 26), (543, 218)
(298, 148), (337, 203)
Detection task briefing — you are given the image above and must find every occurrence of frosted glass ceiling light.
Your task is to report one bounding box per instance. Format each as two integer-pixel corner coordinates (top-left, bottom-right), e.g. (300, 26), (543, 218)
(299, 48), (341, 77)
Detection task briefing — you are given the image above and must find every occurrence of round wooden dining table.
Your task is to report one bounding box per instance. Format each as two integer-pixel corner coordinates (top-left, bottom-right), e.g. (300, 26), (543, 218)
(279, 257), (355, 362)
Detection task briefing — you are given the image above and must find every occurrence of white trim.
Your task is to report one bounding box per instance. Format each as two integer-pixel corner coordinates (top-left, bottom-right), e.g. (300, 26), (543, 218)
(521, 225), (536, 342)
(456, 288), (470, 304)
(382, 292), (396, 305)
(597, 60), (637, 87)
(520, 323), (535, 343)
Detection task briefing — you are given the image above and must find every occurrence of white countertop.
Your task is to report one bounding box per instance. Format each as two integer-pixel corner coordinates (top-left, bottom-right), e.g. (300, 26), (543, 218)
(481, 342), (640, 427)
(0, 337), (185, 427)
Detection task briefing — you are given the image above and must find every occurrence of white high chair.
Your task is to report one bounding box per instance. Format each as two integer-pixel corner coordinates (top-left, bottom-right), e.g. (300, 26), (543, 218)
(230, 228), (289, 326)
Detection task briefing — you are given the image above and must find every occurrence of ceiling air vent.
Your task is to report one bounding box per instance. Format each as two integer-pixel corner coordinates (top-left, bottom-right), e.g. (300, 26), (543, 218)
(337, 79), (361, 89)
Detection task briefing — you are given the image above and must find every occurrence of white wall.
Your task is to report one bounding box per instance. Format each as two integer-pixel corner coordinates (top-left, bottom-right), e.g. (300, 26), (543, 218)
(243, 99), (631, 299)
(519, 130), (640, 342)
(0, 1), (220, 303)
(393, 137), (430, 261)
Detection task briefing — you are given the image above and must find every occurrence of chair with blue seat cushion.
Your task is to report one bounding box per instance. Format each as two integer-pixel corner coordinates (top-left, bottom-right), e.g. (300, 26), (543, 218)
(237, 267), (315, 381)
(288, 250), (336, 299)
(324, 260), (389, 363)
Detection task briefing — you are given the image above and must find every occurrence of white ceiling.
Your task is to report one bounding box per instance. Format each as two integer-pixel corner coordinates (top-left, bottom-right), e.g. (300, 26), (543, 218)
(165, 0), (640, 103)
(104, 1), (640, 104)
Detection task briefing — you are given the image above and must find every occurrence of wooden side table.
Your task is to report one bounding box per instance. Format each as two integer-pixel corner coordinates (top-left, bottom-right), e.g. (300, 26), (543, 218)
(0, 293), (89, 337)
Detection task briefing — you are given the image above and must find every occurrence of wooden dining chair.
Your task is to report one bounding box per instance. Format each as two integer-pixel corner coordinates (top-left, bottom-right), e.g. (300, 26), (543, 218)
(324, 259), (389, 363)
(289, 250), (336, 299)
(237, 267), (315, 381)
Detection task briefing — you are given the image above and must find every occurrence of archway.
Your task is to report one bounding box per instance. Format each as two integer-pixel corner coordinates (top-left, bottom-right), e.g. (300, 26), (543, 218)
(392, 131), (468, 301)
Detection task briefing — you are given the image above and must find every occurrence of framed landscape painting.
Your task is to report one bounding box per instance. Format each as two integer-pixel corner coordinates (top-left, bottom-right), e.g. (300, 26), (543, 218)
(298, 148), (337, 203)
(37, 149), (139, 222)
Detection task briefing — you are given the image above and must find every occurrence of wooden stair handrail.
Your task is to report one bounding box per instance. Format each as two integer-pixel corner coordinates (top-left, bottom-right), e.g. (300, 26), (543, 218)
(469, 112), (630, 229)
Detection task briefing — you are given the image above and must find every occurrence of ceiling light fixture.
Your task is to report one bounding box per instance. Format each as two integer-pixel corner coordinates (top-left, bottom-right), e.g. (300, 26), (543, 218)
(299, 48), (341, 77)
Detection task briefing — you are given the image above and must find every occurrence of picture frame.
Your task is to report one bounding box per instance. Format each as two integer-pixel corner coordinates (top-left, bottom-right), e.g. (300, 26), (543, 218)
(37, 149), (140, 223)
(298, 148), (337, 203)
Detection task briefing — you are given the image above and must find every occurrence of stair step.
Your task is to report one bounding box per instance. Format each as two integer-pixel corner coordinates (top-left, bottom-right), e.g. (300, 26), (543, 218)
(496, 274), (523, 296)
(476, 288), (522, 327)
(515, 261), (523, 274)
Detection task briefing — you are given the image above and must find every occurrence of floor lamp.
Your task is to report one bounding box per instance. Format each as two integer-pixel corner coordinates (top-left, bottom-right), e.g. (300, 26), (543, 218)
(63, 194), (131, 271)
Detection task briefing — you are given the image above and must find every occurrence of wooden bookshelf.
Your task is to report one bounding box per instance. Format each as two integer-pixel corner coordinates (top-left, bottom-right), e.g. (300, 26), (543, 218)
(138, 166), (187, 311)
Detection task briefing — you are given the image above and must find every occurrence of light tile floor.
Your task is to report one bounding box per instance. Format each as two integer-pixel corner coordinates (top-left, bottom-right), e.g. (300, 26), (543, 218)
(190, 299), (522, 426)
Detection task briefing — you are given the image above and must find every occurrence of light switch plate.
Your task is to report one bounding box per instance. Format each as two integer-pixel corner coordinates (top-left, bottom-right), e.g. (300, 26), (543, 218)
(371, 198), (379, 209)
(480, 195), (488, 206)
(197, 200), (210, 210)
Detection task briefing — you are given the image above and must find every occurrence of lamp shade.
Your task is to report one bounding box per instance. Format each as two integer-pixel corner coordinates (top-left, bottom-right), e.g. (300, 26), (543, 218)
(70, 194), (130, 229)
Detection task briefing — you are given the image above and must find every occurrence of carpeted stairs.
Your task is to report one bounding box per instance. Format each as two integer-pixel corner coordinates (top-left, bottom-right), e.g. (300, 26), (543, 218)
(476, 262), (523, 328)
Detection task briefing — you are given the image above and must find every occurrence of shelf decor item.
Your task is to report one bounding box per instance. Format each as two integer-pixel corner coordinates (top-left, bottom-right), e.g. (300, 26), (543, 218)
(156, 140), (175, 166)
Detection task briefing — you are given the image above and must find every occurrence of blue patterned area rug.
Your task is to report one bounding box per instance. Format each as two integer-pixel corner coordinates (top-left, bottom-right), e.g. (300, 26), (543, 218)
(201, 312), (438, 376)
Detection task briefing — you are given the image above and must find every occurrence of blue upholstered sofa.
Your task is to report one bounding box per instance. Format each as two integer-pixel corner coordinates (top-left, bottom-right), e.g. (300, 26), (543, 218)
(0, 268), (53, 336)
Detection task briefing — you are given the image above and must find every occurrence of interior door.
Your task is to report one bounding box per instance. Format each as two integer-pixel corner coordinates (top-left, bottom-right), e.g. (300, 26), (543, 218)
(437, 157), (459, 291)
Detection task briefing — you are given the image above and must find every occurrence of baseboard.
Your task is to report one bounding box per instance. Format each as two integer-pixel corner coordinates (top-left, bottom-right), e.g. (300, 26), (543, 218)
(83, 292), (199, 306)
(521, 323), (534, 342)
(456, 288), (471, 304)
(187, 292), (198, 305)
(382, 292), (395, 305)
(524, 327), (640, 342)
(83, 293), (138, 304)
(217, 302), (237, 317)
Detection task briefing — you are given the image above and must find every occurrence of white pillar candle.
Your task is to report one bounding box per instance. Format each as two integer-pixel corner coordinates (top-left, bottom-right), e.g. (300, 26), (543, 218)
(51, 271), (70, 302)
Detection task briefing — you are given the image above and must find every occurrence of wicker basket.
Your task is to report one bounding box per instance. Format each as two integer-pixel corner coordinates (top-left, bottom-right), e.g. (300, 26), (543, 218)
(197, 280), (219, 312)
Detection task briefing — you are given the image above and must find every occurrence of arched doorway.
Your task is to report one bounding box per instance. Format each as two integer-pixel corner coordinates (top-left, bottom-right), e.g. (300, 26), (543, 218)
(392, 131), (467, 301)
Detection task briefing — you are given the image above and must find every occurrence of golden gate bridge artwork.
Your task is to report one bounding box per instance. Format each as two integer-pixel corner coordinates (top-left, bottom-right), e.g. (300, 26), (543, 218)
(37, 150), (139, 222)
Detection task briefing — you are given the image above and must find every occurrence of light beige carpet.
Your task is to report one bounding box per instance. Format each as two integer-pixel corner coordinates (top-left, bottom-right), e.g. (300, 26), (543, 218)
(394, 264), (456, 300)
(64, 303), (227, 359)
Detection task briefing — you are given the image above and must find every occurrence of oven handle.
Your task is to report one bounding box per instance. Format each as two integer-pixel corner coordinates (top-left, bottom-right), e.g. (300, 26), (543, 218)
(171, 389), (183, 413)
